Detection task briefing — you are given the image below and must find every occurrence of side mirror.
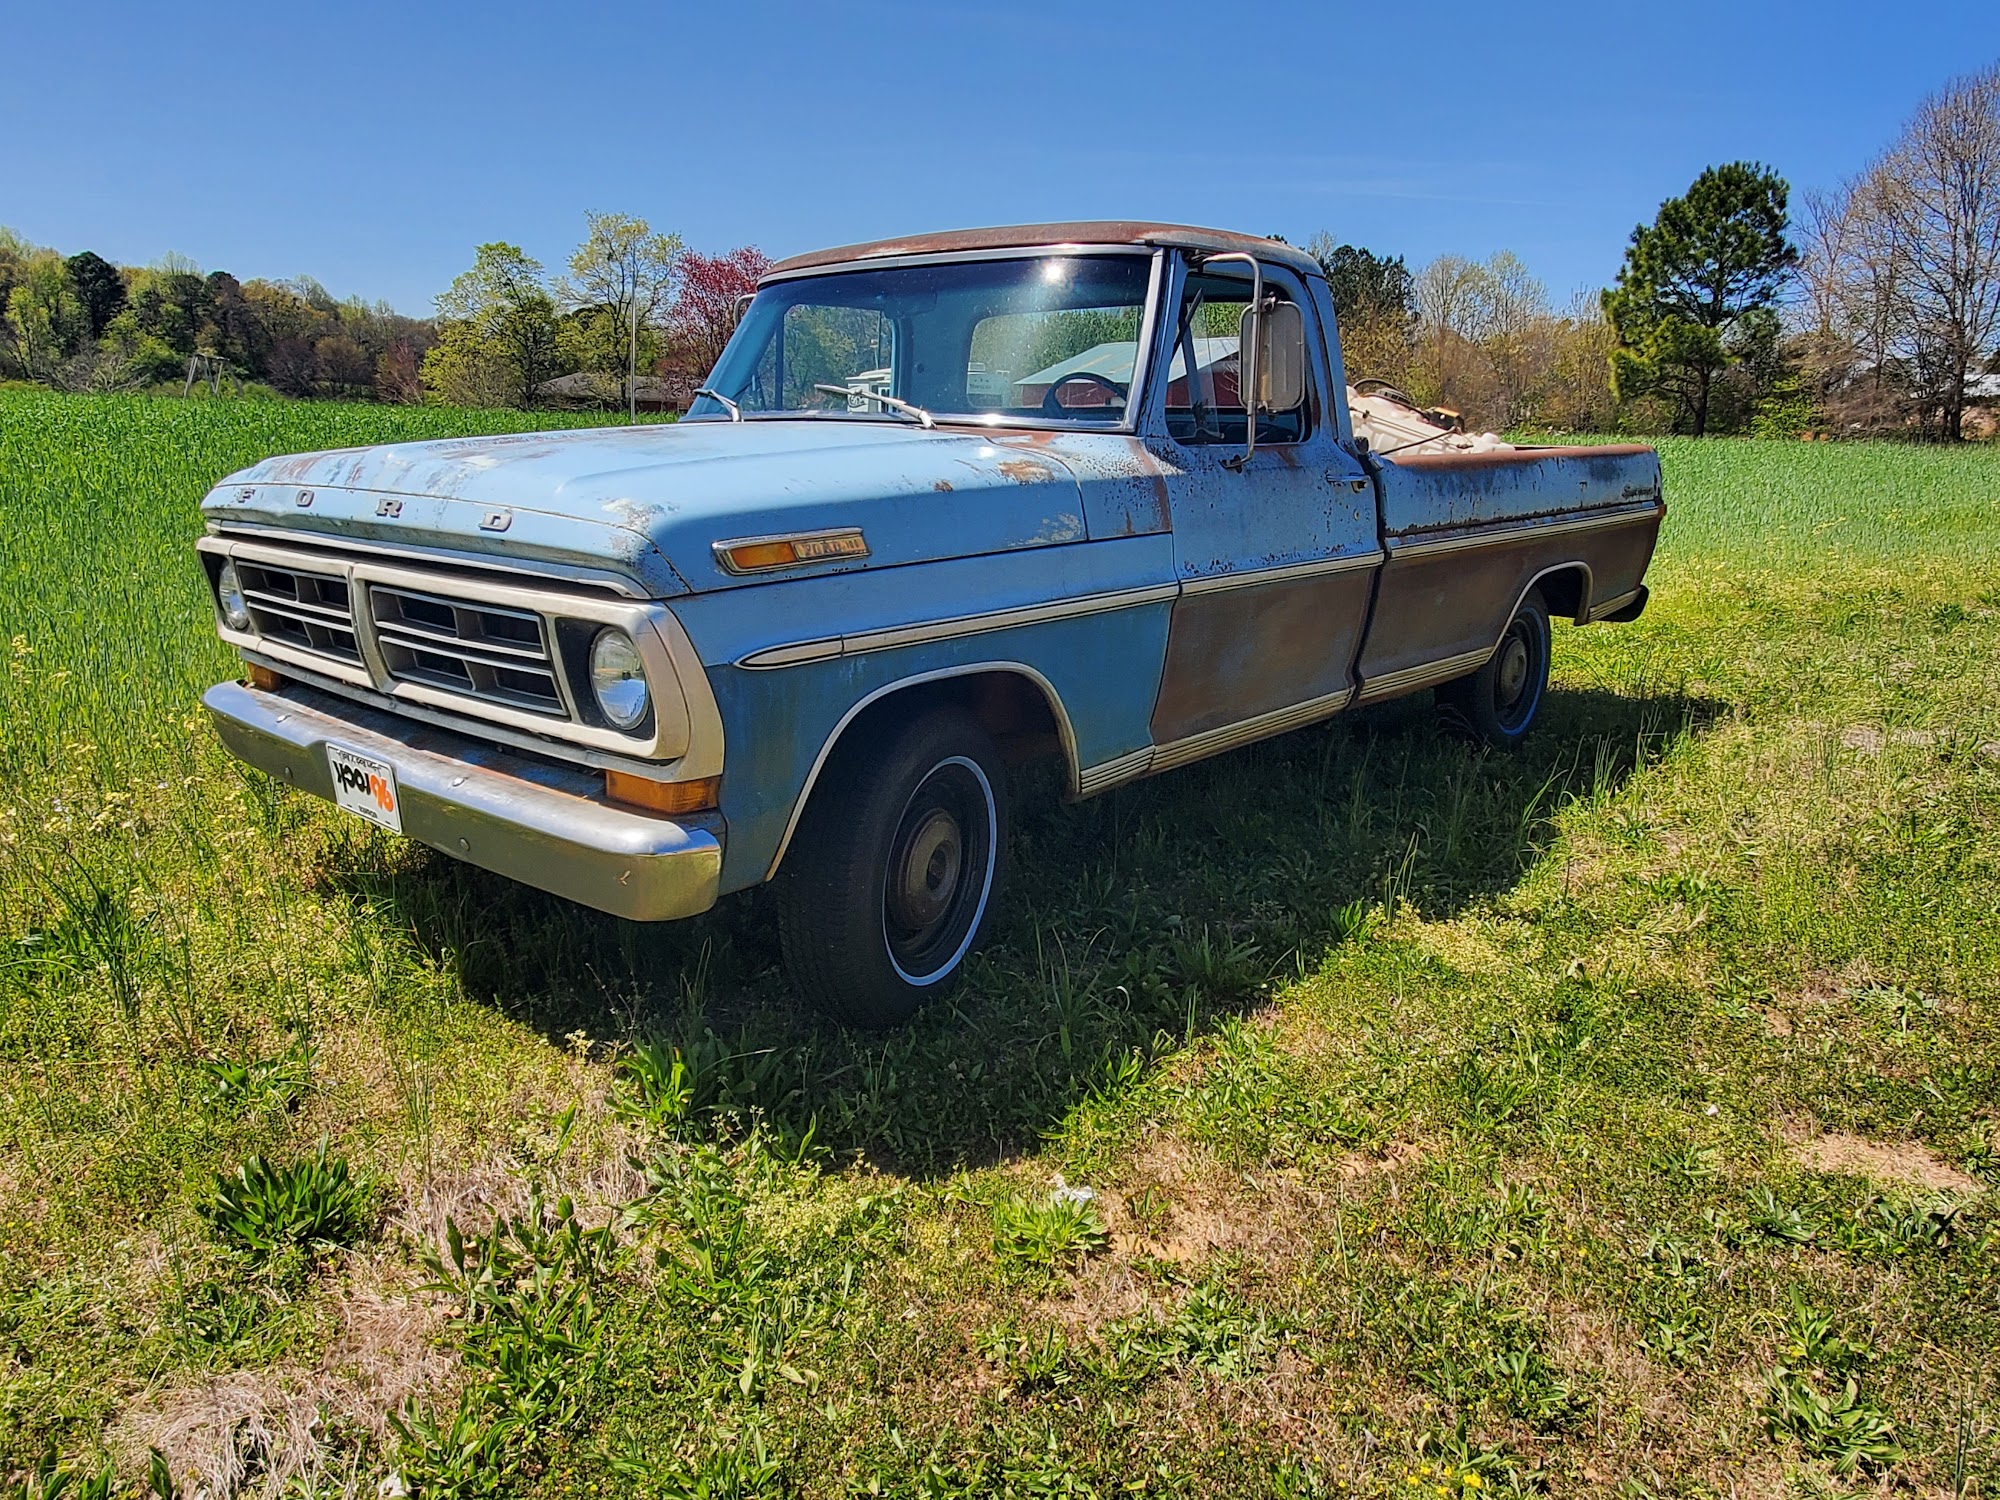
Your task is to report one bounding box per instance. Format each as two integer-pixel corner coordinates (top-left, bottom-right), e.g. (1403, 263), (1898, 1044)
(1204, 252), (1308, 471)
(1244, 299), (1306, 414)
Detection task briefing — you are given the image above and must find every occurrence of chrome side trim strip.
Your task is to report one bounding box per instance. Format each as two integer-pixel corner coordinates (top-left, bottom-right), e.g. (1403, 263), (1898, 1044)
(1355, 647), (1493, 704)
(1586, 586), (1642, 623)
(1386, 501), (1661, 560)
(1178, 551), (1384, 596)
(1075, 746), (1154, 798)
(1149, 687), (1355, 774)
(763, 661), (1081, 882)
(735, 582), (1180, 669)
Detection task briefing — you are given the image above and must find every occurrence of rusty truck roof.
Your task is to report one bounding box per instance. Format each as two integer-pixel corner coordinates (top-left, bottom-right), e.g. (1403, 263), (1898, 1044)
(766, 222), (1324, 279)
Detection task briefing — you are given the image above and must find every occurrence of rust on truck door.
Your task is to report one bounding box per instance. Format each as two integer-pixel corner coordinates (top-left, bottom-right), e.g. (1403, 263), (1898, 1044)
(1150, 566), (1375, 742)
(1147, 257), (1380, 748)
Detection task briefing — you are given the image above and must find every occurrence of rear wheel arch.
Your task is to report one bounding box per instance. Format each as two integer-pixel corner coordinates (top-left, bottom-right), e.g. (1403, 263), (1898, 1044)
(765, 663), (1076, 882)
(1524, 562), (1592, 626)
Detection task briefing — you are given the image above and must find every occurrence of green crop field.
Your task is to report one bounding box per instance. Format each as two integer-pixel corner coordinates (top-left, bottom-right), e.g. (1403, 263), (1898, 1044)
(1, 388), (1997, 1498)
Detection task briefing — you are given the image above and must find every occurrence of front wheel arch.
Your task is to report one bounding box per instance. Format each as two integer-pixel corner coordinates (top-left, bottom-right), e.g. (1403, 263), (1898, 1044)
(764, 665), (1076, 883)
(773, 703), (1011, 1027)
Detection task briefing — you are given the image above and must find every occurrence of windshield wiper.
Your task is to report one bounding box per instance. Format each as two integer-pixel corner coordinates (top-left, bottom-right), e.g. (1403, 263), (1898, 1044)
(693, 387), (742, 422)
(812, 383), (935, 429)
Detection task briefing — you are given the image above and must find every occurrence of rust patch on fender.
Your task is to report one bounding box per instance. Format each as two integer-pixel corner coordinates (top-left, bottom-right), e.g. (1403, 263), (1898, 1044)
(996, 458), (1056, 484)
(932, 479), (953, 492)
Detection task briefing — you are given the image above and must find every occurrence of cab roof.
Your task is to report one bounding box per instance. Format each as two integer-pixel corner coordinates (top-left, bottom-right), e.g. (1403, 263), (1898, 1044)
(766, 221), (1324, 280)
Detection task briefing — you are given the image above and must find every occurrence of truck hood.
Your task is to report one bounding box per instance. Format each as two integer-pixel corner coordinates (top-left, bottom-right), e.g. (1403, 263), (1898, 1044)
(202, 419), (1091, 597)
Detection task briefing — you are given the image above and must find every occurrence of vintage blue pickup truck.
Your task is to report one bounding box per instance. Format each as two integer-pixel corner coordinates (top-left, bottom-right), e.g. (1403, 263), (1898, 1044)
(196, 222), (1663, 1025)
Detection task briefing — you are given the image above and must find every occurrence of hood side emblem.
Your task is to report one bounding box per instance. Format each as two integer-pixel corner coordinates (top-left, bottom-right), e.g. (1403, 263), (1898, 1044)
(376, 498), (404, 518)
(236, 487), (255, 503)
(714, 527), (870, 574)
(480, 509), (513, 533)
(295, 489), (314, 507)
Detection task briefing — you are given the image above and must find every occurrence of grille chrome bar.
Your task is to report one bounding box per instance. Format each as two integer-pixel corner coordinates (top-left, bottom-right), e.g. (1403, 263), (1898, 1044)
(368, 585), (568, 718)
(233, 562), (362, 664)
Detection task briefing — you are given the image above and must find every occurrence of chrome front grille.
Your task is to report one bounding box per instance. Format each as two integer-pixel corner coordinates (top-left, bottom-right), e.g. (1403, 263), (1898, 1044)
(202, 533), (692, 763)
(234, 561), (362, 664)
(368, 585), (567, 717)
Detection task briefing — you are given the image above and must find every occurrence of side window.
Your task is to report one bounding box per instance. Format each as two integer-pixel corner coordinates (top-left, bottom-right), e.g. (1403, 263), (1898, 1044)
(1164, 270), (1314, 446)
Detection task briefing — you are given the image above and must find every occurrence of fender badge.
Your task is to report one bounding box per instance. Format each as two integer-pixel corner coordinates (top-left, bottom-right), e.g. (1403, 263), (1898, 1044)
(714, 527), (869, 573)
(480, 509), (512, 532)
(295, 489), (314, 507)
(376, 498), (404, 518)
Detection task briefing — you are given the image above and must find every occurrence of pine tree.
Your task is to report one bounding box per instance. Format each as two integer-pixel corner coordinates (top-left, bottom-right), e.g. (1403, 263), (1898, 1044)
(1603, 163), (1797, 435)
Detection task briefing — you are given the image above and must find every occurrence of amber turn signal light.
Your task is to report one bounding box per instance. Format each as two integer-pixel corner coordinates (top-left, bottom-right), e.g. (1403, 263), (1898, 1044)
(714, 529), (868, 574)
(246, 663), (285, 692)
(605, 770), (719, 816)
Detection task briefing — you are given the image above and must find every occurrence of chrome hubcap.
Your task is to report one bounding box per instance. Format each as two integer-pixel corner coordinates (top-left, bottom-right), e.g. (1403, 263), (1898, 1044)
(888, 808), (962, 931)
(1497, 636), (1530, 707)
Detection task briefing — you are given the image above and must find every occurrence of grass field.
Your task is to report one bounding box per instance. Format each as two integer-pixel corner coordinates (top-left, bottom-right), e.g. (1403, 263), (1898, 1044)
(1, 388), (1996, 1498)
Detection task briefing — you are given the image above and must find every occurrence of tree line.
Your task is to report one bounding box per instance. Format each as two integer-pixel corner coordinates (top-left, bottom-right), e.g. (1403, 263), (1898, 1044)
(1320, 60), (1999, 441)
(0, 213), (768, 412)
(5, 62), (1994, 436)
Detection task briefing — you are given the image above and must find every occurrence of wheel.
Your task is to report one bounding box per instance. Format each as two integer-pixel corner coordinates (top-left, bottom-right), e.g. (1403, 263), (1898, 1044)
(774, 705), (1008, 1028)
(1437, 589), (1551, 748)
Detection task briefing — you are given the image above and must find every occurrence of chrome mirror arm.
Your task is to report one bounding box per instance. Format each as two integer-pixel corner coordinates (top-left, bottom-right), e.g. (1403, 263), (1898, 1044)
(1203, 253), (1264, 472)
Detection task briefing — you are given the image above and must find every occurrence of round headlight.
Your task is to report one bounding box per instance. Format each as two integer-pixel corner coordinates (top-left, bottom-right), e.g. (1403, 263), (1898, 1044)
(589, 628), (650, 730)
(217, 561), (252, 632)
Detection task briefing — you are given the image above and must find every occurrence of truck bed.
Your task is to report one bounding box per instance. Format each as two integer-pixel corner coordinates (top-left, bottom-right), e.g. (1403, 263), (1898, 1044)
(1375, 443), (1663, 538)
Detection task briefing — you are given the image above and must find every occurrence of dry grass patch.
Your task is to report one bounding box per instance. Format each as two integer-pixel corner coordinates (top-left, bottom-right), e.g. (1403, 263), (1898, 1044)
(109, 1267), (452, 1499)
(1790, 1131), (1984, 1194)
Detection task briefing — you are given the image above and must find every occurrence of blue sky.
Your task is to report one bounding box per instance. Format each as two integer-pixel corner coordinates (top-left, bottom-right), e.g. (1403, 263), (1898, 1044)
(5, 0), (1996, 314)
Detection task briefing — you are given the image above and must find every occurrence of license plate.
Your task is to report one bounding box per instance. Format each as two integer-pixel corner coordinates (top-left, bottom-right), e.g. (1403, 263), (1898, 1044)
(327, 744), (404, 834)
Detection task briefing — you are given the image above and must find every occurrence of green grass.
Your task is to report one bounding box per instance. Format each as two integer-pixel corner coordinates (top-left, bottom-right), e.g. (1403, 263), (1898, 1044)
(1, 388), (1997, 1497)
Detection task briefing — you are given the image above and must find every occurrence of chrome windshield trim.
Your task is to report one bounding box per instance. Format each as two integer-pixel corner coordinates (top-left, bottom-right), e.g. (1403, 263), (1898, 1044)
(707, 247), (1166, 439)
(755, 242), (1158, 285)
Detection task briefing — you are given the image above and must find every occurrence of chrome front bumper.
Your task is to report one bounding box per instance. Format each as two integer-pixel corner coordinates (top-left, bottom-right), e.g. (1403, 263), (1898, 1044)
(204, 680), (723, 921)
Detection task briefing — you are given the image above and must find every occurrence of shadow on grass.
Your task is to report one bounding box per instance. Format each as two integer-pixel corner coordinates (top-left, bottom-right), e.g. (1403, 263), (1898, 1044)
(331, 684), (1722, 1176)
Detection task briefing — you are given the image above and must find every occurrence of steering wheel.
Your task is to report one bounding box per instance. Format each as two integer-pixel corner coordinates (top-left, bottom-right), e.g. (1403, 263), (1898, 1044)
(1041, 371), (1127, 415)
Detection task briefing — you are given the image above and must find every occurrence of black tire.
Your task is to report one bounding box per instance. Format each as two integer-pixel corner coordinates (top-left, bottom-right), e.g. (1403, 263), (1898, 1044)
(774, 705), (1008, 1028)
(1437, 589), (1552, 748)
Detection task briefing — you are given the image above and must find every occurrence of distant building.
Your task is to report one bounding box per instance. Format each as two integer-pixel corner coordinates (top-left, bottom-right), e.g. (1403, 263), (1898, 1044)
(534, 373), (693, 413)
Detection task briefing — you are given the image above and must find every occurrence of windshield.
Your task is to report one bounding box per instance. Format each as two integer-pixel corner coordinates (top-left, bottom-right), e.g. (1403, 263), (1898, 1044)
(689, 253), (1156, 427)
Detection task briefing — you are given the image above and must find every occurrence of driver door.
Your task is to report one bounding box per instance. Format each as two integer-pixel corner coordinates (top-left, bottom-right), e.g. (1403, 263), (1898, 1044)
(1147, 257), (1378, 751)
